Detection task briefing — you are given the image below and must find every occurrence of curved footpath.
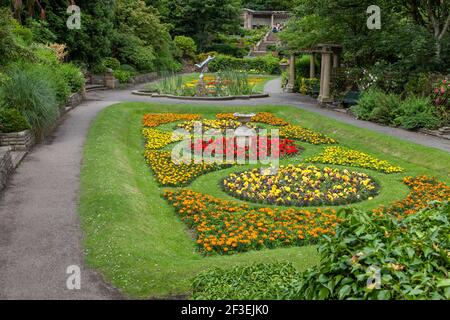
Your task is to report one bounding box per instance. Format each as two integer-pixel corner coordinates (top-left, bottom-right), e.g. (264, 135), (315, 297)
(0, 78), (449, 299)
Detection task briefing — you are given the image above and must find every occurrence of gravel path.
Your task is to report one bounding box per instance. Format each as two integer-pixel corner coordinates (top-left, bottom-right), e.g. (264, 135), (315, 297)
(0, 78), (448, 300)
(0, 101), (123, 299)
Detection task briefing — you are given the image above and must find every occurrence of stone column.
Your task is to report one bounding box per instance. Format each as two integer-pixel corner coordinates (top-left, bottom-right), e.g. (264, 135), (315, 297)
(104, 69), (117, 89)
(286, 54), (296, 92)
(333, 52), (339, 68)
(318, 47), (333, 104)
(271, 14), (274, 28)
(247, 13), (253, 29)
(309, 53), (315, 78)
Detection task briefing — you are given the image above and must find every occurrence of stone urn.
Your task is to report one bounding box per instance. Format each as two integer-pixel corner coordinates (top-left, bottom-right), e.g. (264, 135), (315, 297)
(233, 113), (256, 136)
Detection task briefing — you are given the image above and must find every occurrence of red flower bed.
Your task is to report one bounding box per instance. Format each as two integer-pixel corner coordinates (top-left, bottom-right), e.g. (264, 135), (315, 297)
(191, 137), (301, 159)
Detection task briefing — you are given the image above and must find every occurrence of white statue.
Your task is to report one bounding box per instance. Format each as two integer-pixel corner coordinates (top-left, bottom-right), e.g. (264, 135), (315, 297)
(195, 55), (215, 80)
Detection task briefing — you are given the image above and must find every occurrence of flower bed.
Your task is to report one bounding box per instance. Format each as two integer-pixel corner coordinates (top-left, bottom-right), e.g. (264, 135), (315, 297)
(177, 119), (257, 133)
(163, 189), (341, 255)
(142, 128), (181, 150)
(216, 112), (289, 126)
(145, 150), (228, 186)
(222, 165), (379, 207)
(142, 113), (200, 127)
(374, 176), (450, 217)
(306, 146), (403, 173)
(191, 137), (301, 159)
(279, 124), (337, 145)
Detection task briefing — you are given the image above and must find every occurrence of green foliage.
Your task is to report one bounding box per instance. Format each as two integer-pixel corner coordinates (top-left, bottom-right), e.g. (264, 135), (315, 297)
(25, 19), (57, 44)
(167, 0), (241, 50)
(209, 54), (280, 74)
(57, 63), (85, 93)
(350, 89), (402, 125)
(0, 7), (34, 66)
(102, 57), (121, 70)
(241, 0), (294, 10)
(113, 69), (134, 84)
(292, 203), (450, 300)
(394, 96), (443, 130)
(0, 108), (31, 133)
(111, 32), (156, 72)
(0, 65), (59, 133)
(114, 0), (176, 71)
(352, 89), (443, 129)
(192, 262), (301, 300)
(173, 36), (197, 59)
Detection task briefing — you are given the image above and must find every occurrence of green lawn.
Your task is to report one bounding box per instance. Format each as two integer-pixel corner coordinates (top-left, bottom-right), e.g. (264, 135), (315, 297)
(79, 102), (450, 298)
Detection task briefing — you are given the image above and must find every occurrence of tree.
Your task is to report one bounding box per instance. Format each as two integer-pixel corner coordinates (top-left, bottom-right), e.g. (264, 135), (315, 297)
(167, 0), (241, 50)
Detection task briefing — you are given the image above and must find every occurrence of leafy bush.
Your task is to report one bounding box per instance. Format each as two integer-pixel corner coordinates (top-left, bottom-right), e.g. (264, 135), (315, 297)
(0, 108), (31, 133)
(119, 64), (137, 73)
(56, 63), (85, 93)
(193, 203), (450, 300)
(209, 54), (280, 74)
(31, 64), (70, 104)
(111, 32), (156, 72)
(295, 55), (312, 78)
(113, 69), (134, 84)
(292, 203), (450, 300)
(351, 89), (402, 125)
(174, 36), (197, 59)
(206, 43), (247, 58)
(102, 57), (121, 70)
(192, 262), (301, 300)
(394, 96), (443, 129)
(0, 65), (59, 133)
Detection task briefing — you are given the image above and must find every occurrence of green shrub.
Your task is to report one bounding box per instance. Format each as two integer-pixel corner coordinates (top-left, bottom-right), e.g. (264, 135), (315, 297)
(351, 89), (402, 125)
(192, 262), (301, 300)
(295, 55), (312, 78)
(112, 32), (156, 72)
(102, 57), (121, 70)
(0, 108), (31, 133)
(119, 64), (137, 73)
(206, 43), (247, 58)
(394, 96), (443, 130)
(0, 65), (59, 133)
(31, 64), (70, 104)
(174, 36), (197, 59)
(209, 54), (280, 74)
(56, 63), (85, 93)
(292, 203), (450, 300)
(113, 69), (134, 84)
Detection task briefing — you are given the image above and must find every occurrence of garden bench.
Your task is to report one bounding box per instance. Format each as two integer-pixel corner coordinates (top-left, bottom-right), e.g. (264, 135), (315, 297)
(342, 91), (360, 108)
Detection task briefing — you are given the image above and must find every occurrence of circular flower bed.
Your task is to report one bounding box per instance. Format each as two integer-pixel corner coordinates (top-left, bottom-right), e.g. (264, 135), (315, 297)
(222, 165), (379, 207)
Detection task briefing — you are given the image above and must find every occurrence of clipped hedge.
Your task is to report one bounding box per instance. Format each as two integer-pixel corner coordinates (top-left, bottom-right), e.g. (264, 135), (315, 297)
(208, 54), (281, 74)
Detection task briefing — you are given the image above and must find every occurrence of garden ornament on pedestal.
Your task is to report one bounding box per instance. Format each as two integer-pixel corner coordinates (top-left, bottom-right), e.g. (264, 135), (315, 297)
(195, 55), (215, 96)
(234, 113), (256, 164)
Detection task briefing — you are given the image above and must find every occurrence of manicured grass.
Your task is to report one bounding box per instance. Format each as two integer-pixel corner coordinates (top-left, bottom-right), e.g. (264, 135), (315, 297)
(79, 102), (450, 298)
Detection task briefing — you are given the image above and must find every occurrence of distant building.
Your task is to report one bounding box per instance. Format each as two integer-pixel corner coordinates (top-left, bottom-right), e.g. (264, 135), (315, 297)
(242, 8), (290, 29)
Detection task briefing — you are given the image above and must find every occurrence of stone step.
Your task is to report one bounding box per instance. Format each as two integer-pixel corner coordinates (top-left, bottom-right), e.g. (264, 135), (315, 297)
(85, 84), (109, 92)
(11, 151), (27, 168)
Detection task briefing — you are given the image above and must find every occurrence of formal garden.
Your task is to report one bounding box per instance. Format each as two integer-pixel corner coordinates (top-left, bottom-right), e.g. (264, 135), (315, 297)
(0, 0), (449, 302)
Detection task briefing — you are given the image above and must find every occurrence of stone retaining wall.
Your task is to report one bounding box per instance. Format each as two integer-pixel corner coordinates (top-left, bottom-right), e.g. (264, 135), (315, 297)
(0, 130), (35, 151)
(0, 147), (14, 190)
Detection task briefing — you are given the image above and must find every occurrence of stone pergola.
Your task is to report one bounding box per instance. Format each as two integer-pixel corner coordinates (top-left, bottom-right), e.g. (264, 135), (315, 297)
(286, 44), (342, 104)
(242, 9), (290, 29)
